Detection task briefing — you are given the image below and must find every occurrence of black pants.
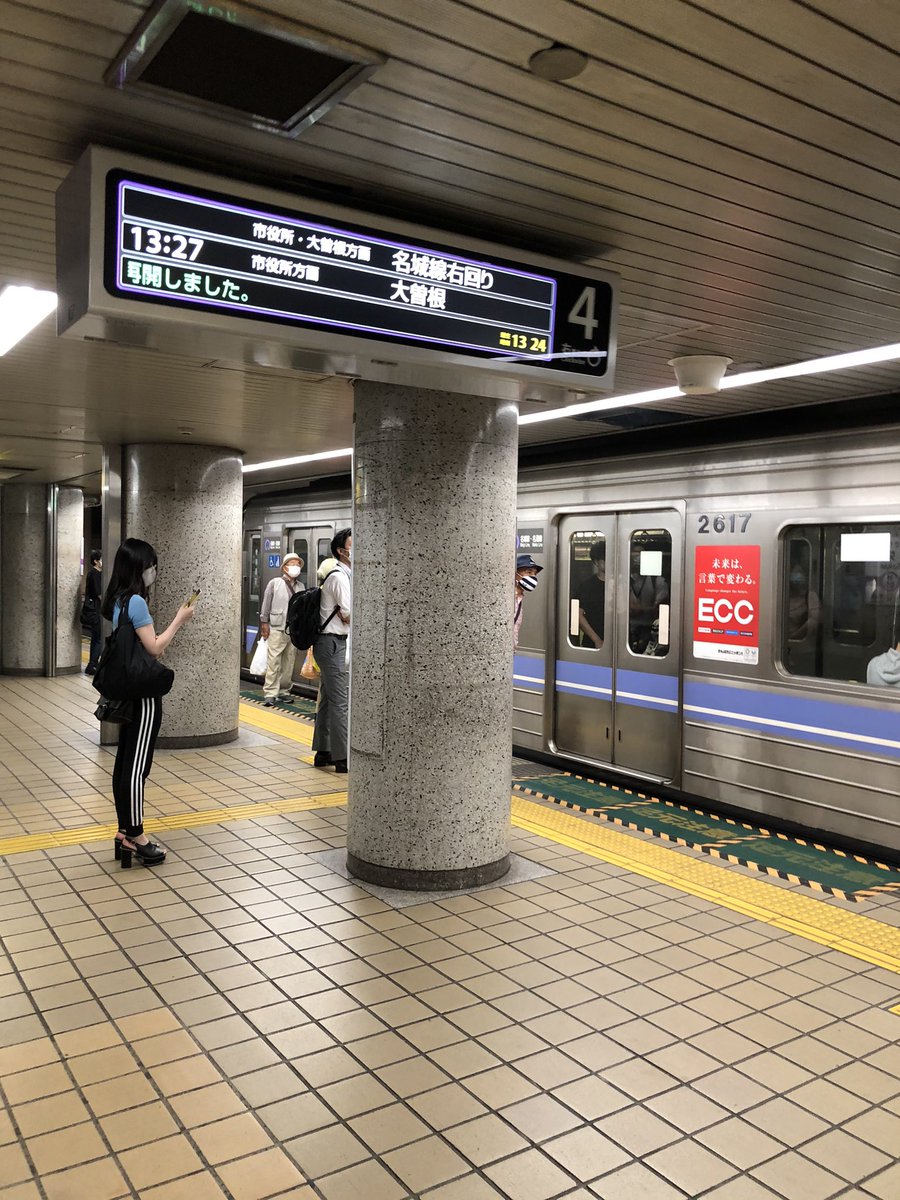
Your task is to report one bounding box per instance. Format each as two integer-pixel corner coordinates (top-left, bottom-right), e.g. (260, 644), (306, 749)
(112, 697), (162, 837)
(86, 616), (103, 669)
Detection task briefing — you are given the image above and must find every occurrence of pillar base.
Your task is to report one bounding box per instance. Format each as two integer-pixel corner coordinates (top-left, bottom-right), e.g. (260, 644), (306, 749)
(1, 667), (45, 676)
(157, 728), (239, 749)
(347, 851), (510, 892)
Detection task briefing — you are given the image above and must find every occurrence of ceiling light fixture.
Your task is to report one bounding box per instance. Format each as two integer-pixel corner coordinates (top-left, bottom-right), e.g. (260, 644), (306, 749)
(0, 286), (57, 356)
(242, 447), (354, 474)
(528, 43), (589, 81)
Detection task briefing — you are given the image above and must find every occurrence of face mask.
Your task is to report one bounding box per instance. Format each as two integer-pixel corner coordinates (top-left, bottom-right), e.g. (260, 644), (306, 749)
(519, 574), (538, 592)
(142, 565), (157, 587)
(286, 565), (301, 578)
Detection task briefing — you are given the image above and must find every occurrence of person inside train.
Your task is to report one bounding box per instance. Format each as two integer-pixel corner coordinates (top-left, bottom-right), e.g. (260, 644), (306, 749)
(577, 540), (605, 649)
(259, 551), (305, 707)
(787, 565), (822, 642)
(514, 553), (542, 649)
(82, 549), (103, 674)
(866, 638), (900, 687)
(629, 568), (669, 654)
(313, 529), (352, 773)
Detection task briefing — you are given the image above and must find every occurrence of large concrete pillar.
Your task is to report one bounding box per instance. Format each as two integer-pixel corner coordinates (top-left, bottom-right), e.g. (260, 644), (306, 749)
(124, 444), (242, 747)
(0, 483), (83, 675)
(1, 484), (47, 674)
(347, 383), (518, 890)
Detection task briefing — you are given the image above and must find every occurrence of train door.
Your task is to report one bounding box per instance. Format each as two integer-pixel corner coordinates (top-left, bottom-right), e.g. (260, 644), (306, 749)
(553, 511), (682, 781)
(241, 528), (262, 667)
(285, 527), (313, 589)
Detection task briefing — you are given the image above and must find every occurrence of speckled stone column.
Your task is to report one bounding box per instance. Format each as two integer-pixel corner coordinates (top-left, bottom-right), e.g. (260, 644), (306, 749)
(347, 383), (518, 890)
(56, 487), (84, 673)
(124, 444), (242, 747)
(1, 484), (47, 674)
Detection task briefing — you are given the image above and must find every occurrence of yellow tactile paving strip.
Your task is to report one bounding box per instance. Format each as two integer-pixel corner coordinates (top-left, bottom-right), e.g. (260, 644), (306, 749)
(511, 797), (900, 977)
(238, 701), (313, 744)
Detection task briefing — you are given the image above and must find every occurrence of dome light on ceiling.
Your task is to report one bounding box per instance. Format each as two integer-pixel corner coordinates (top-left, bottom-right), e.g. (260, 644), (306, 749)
(528, 44), (589, 81)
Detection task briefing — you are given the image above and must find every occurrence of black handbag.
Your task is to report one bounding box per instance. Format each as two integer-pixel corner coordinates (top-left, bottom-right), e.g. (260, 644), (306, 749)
(93, 697), (135, 724)
(92, 597), (174, 701)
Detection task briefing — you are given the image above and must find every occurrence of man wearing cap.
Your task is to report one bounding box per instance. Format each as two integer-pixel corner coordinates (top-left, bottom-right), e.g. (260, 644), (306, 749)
(515, 553), (543, 649)
(259, 551), (305, 707)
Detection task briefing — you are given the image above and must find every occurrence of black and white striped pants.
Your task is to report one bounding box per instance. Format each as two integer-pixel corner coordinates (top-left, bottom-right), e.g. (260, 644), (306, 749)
(112, 697), (162, 837)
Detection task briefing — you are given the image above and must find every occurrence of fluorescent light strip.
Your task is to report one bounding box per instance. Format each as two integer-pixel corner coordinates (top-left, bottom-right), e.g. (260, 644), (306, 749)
(242, 447), (353, 474)
(241, 339), (900, 467)
(0, 286), (57, 356)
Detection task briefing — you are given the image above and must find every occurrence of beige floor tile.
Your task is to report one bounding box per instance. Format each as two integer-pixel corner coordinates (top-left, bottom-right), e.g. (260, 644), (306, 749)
(116, 1009), (180, 1040)
(101, 1100), (181, 1151)
(142, 1173), (230, 1200)
(423, 1173), (507, 1198)
(118, 1132), (204, 1188)
(745, 1097), (828, 1146)
(377, 1056), (451, 1098)
(316, 1158), (408, 1200)
(544, 1124), (630, 1181)
(232, 1063), (306, 1108)
(484, 1147), (577, 1200)
(192, 1112), (272, 1165)
(443, 1112), (529, 1165)
(169, 1081), (247, 1128)
(751, 1151), (846, 1200)
(699, 1180), (784, 1199)
(42, 1157), (131, 1200)
(67, 1045), (136, 1087)
(27, 1121), (108, 1175)
(383, 1135), (470, 1193)
(286, 1122), (369, 1178)
(0, 1182), (41, 1200)
(318, 1074), (395, 1120)
(350, 1103), (430, 1154)
(0, 1038), (59, 1077)
(799, 1128), (891, 1182)
(863, 1162), (900, 1200)
(500, 1093), (583, 1141)
(13, 1091), (90, 1138)
(644, 1140), (737, 1194)
(594, 1105), (681, 1157)
(0, 1143), (33, 1187)
(844, 1107), (900, 1156)
(151, 1054), (224, 1096)
(590, 1161), (689, 1200)
(257, 1093), (336, 1142)
(82, 1071), (158, 1117)
(3, 1063), (71, 1106)
(216, 1147), (308, 1200)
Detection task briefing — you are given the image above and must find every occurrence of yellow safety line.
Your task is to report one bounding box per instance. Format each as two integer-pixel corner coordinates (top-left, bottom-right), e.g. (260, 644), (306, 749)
(0, 793), (348, 857)
(511, 797), (900, 977)
(239, 701), (313, 745)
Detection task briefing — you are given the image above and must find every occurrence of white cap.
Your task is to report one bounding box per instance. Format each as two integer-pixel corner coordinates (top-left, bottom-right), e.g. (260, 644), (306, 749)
(283, 551), (303, 566)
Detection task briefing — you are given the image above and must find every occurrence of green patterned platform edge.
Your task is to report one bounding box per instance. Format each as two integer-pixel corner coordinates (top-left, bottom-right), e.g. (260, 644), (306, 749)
(240, 689), (317, 722)
(513, 774), (900, 903)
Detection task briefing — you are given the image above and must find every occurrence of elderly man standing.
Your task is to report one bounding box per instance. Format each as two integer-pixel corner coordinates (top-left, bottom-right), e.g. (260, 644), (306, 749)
(259, 551), (305, 707)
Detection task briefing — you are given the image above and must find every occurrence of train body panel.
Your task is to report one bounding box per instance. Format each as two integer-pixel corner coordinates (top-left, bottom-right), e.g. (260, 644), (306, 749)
(244, 425), (900, 854)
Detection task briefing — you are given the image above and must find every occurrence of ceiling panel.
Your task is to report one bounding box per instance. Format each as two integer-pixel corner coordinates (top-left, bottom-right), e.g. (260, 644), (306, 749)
(0, 0), (898, 485)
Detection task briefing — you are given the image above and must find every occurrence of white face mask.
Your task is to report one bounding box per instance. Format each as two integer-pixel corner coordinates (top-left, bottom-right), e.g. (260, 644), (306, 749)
(286, 565), (301, 578)
(142, 565), (157, 587)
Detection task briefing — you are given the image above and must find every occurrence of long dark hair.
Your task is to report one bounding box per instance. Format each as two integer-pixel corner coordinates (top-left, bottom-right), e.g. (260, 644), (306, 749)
(101, 538), (157, 619)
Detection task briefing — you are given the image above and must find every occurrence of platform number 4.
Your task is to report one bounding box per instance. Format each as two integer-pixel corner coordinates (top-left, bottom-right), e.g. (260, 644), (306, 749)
(567, 286), (599, 340)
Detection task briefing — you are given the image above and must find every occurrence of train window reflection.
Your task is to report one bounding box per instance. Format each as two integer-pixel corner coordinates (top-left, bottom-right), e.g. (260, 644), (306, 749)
(287, 532), (309, 588)
(568, 532), (605, 650)
(629, 530), (671, 657)
(783, 524), (900, 683)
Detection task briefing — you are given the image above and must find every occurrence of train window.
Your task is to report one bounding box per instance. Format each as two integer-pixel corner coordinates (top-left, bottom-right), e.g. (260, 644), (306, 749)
(249, 535), (260, 603)
(568, 532), (605, 650)
(287, 531), (310, 588)
(628, 530), (671, 657)
(317, 538), (331, 568)
(782, 524), (900, 683)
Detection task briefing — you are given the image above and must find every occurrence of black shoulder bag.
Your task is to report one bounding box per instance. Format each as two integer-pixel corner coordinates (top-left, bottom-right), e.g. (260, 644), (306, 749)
(92, 596), (175, 703)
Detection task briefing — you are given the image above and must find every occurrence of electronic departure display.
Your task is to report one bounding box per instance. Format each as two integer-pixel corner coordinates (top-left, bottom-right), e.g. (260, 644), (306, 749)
(104, 169), (614, 380)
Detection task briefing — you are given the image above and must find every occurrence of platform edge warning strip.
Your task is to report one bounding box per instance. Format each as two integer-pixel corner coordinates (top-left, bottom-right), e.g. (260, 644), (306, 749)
(510, 796), (900, 978)
(239, 701), (314, 744)
(0, 792), (349, 857)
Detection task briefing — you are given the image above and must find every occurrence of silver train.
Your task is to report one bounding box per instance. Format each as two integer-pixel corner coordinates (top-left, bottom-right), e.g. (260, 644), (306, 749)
(243, 424), (900, 856)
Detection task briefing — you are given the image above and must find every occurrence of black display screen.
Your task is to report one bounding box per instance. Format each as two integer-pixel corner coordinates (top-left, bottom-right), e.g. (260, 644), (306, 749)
(105, 169), (613, 378)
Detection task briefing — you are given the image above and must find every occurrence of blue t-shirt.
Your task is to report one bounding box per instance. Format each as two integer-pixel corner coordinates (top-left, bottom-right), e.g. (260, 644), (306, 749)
(112, 594), (152, 630)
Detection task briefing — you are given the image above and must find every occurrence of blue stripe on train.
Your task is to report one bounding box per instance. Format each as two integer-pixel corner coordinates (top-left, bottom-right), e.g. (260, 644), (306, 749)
(513, 653), (545, 692)
(684, 680), (900, 759)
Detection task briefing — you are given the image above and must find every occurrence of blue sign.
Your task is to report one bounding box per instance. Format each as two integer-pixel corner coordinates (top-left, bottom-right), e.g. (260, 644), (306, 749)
(268, 554), (281, 569)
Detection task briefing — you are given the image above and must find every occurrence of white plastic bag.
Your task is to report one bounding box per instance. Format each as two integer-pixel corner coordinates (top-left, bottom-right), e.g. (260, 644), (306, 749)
(249, 637), (268, 676)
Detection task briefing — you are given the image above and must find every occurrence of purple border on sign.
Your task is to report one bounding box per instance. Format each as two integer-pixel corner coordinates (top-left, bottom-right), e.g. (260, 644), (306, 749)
(114, 178), (557, 359)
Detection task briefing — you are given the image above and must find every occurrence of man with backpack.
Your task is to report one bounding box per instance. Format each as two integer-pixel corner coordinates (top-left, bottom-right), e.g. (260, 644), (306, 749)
(312, 529), (352, 773)
(259, 551), (305, 707)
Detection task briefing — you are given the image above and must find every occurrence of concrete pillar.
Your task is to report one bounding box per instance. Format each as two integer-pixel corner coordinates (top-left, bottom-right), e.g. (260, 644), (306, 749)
(124, 444), (242, 747)
(0, 483), (83, 675)
(1, 484), (47, 674)
(56, 487), (84, 673)
(347, 382), (518, 890)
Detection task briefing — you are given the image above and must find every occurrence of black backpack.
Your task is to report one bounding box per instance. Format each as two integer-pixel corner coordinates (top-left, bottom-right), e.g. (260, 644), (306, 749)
(92, 597), (175, 701)
(287, 570), (340, 650)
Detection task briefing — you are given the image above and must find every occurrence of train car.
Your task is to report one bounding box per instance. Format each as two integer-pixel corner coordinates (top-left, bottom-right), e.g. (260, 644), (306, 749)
(243, 424), (900, 856)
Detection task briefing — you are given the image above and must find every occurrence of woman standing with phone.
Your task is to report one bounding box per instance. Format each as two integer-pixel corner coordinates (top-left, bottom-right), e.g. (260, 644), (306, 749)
(100, 538), (195, 867)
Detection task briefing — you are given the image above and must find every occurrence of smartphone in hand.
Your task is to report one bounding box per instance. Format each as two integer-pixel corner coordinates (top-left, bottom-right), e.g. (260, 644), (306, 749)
(186, 590), (201, 607)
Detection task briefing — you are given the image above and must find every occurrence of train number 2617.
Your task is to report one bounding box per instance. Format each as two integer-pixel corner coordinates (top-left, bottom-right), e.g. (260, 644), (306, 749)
(697, 512), (752, 534)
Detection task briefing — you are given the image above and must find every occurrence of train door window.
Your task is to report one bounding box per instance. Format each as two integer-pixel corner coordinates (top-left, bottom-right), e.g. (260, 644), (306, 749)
(249, 534), (261, 606)
(567, 532), (606, 650)
(317, 538), (331, 569)
(628, 530), (671, 657)
(287, 531), (310, 588)
(782, 524), (900, 683)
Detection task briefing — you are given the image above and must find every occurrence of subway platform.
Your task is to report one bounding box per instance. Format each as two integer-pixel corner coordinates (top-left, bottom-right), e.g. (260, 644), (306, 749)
(0, 675), (899, 1200)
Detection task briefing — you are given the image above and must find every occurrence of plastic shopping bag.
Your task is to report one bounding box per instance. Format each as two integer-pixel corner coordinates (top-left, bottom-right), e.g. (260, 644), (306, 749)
(249, 638), (268, 676)
(300, 647), (320, 680)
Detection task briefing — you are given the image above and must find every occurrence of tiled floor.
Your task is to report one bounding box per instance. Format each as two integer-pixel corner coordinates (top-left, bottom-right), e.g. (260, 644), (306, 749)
(0, 674), (899, 1200)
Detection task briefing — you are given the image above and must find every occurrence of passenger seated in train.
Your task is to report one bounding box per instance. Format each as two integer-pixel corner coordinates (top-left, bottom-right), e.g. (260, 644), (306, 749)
(866, 638), (900, 687)
(577, 540), (606, 648)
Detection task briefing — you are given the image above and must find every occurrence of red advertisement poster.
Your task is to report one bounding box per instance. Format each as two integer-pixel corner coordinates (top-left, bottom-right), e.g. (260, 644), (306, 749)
(693, 545), (760, 665)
